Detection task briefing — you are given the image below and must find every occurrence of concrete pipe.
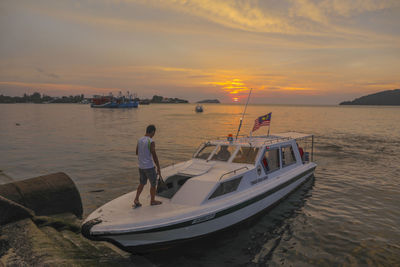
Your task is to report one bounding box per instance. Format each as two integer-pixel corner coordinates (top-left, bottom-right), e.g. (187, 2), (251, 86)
(0, 172), (83, 224)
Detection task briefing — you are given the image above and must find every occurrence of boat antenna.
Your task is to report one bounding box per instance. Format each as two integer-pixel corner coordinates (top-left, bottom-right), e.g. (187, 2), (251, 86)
(235, 88), (253, 140)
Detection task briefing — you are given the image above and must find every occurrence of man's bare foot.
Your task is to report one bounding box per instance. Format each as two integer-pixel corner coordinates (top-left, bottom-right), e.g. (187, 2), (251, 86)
(151, 200), (162, 206)
(133, 200), (142, 208)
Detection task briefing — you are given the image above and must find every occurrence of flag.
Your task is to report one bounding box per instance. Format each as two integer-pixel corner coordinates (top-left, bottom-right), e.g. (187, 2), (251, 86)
(252, 112), (271, 132)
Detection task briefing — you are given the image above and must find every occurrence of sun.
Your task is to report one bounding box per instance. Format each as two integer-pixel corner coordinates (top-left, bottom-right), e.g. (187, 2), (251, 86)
(208, 78), (250, 103)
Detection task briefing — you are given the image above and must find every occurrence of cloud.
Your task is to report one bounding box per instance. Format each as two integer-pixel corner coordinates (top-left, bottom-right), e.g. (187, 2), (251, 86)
(0, 81), (113, 96)
(289, 0), (399, 21)
(20, 0), (400, 47)
(289, 0), (328, 24)
(131, 0), (294, 33)
(188, 75), (213, 79)
(131, 0), (399, 39)
(23, 0), (294, 34)
(35, 67), (60, 79)
(319, 0), (400, 17)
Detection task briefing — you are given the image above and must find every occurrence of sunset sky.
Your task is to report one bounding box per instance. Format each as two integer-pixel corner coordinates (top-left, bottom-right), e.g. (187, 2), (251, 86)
(1, 0), (399, 104)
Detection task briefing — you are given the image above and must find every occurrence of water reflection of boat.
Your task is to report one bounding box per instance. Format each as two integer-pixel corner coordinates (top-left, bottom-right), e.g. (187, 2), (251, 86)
(91, 92), (138, 108)
(82, 132), (316, 253)
(139, 99), (150, 105)
(195, 104), (203, 112)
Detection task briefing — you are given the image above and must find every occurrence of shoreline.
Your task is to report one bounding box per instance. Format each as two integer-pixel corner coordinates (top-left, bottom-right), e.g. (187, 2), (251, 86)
(0, 172), (151, 266)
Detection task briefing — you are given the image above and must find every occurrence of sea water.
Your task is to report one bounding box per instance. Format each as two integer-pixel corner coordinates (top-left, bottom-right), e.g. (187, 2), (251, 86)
(1, 103), (399, 265)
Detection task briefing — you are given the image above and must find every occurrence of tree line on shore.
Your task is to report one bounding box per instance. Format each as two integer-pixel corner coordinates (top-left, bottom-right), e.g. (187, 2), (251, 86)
(149, 95), (188, 103)
(0, 92), (85, 103)
(0, 92), (216, 104)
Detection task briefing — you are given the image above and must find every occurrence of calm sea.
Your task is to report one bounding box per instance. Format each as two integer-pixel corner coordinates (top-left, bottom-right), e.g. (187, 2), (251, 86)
(1, 103), (399, 266)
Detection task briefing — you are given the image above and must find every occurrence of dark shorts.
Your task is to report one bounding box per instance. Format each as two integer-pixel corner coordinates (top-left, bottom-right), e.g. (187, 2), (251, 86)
(139, 167), (157, 187)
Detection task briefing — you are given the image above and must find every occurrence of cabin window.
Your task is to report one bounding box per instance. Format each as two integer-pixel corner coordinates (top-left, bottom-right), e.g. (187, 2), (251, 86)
(156, 174), (193, 199)
(232, 147), (259, 164)
(282, 145), (296, 167)
(195, 144), (216, 160)
(209, 177), (242, 199)
(211, 145), (236, 162)
(261, 148), (280, 173)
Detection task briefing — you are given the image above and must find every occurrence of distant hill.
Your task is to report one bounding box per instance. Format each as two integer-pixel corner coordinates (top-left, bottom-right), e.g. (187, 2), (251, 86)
(151, 95), (188, 103)
(339, 89), (400, 106)
(196, 99), (220, 103)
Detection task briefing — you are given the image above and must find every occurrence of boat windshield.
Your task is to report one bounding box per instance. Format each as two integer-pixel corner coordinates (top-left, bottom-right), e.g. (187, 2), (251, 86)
(211, 145), (236, 162)
(195, 144), (216, 159)
(232, 147), (259, 164)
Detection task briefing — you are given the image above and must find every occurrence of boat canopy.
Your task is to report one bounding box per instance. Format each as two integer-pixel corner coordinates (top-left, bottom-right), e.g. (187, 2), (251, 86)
(273, 132), (313, 140)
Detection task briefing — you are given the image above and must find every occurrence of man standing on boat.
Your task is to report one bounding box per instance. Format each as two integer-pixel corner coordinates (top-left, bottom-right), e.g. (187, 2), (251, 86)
(134, 125), (162, 207)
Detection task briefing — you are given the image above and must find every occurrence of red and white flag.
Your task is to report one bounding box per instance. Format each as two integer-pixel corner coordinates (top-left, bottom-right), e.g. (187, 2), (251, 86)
(252, 112), (272, 132)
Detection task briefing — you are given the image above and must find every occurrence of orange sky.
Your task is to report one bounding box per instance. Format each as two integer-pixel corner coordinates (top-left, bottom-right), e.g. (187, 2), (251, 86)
(1, 0), (399, 104)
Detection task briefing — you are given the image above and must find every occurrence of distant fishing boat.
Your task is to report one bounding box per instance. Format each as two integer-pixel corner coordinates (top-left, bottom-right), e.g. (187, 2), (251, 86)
(139, 99), (150, 105)
(91, 92), (138, 108)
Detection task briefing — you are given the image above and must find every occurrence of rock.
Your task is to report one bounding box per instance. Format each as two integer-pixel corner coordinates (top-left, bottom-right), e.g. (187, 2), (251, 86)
(0, 195), (34, 225)
(0, 217), (134, 266)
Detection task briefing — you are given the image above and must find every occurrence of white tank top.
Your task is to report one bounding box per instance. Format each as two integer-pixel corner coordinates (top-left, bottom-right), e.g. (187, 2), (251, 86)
(137, 136), (154, 169)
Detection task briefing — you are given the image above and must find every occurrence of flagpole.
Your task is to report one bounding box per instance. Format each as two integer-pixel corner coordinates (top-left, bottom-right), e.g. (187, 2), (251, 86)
(267, 113), (271, 136)
(235, 88), (252, 140)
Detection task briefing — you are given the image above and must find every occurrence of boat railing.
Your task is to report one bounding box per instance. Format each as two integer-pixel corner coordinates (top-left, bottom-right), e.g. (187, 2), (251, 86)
(214, 134), (246, 142)
(213, 135), (292, 145)
(261, 136), (291, 146)
(219, 166), (249, 181)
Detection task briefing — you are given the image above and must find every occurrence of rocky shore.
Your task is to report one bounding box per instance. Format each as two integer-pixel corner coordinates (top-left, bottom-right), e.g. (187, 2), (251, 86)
(0, 172), (151, 266)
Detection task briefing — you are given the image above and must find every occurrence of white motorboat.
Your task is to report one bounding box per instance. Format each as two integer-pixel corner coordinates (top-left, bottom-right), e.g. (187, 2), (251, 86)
(195, 104), (203, 112)
(82, 132), (316, 252)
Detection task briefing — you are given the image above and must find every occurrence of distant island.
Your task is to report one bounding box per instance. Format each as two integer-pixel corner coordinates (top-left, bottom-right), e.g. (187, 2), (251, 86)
(196, 99), (220, 103)
(340, 89), (400, 106)
(150, 95), (188, 103)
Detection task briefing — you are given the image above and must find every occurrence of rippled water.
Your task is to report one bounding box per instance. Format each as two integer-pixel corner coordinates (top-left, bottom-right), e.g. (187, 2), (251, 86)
(1, 103), (399, 266)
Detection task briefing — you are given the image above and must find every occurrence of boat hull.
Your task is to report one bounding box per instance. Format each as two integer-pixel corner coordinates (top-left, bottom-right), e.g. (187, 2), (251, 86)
(85, 166), (315, 253)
